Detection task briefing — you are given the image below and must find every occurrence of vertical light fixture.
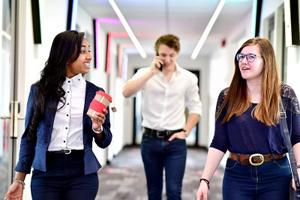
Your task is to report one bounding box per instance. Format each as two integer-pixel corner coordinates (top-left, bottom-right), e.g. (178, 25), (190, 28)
(31, 0), (42, 43)
(66, 0), (78, 30)
(108, 0), (147, 58)
(191, 0), (225, 60)
(165, 0), (170, 33)
(251, 0), (258, 36)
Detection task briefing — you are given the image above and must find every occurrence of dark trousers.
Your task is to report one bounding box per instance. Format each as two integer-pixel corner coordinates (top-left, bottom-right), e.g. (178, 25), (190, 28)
(31, 150), (98, 200)
(141, 135), (187, 200)
(223, 156), (292, 200)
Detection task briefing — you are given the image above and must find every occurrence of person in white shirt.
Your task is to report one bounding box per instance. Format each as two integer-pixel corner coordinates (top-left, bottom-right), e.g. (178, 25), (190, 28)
(123, 34), (202, 200)
(5, 30), (112, 200)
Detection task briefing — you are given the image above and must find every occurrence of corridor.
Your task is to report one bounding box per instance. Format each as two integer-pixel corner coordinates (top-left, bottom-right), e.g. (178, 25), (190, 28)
(96, 147), (224, 200)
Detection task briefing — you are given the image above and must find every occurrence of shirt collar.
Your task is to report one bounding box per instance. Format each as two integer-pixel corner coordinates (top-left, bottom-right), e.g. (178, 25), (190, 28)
(158, 63), (182, 78)
(65, 73), (84, 87)
(174, 63), (183, 75)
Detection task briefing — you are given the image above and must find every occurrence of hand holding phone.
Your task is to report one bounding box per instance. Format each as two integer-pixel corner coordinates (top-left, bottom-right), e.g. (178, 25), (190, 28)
(156, 53), (164, 71)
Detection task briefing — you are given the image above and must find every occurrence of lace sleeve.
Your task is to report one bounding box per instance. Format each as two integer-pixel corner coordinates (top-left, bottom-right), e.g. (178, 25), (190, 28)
(215, 88), (228, 118)
(281, 84), (300, 114)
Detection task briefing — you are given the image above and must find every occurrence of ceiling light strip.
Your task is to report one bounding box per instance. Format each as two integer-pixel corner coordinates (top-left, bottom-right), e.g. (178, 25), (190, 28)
(108, 0), (147, 58)
(71, 0), (78, 30)
(251, 0), (258, 36)
(191, 0), (225, 60)
(165, 0), (170, 33)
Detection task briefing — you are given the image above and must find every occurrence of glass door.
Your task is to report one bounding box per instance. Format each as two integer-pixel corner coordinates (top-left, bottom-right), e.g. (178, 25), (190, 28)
(0, 0), (20, 197)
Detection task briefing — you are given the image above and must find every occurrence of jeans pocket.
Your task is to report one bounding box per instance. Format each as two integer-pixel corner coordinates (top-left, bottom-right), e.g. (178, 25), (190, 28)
(225, 158), (238, 170)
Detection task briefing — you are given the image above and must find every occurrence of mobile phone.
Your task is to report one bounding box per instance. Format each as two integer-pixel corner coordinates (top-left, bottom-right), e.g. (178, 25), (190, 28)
(156, 52), (163, 71)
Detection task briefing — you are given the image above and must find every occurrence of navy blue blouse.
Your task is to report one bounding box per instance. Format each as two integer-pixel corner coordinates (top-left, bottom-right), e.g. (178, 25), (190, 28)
(210, 84), (300, 154)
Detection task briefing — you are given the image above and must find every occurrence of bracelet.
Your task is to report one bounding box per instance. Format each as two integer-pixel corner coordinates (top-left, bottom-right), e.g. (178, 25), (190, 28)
(199, 178), (210, 189)
(92, 126), (103, 134)
(14, 179), (25, 187)
(297, 165), (300, 169)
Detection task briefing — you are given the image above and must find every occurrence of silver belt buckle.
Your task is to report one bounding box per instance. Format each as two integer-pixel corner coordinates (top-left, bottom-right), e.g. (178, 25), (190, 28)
(64, 149), (72, 155)
(249, 153), (264, 166)
(156, 131), (165, 139)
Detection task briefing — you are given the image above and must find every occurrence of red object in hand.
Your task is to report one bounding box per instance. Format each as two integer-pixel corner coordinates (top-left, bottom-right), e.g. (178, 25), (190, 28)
(87, 91), (112, 117)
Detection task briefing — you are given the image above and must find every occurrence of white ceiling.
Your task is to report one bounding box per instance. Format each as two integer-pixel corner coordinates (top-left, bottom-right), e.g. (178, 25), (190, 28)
(79, 0), (253, 57)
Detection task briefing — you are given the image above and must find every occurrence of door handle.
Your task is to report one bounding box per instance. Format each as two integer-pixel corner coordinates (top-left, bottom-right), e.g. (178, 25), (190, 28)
(0, 116), (11, 120)
(1, 102), (25, 138)
(0, 116), (25, 120)
(0, 113), (25, 139)
(11, 101), (19, 138)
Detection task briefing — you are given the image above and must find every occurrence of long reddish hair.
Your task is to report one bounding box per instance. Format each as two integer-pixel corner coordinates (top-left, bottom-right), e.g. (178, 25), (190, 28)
(219, 37), (280, 126)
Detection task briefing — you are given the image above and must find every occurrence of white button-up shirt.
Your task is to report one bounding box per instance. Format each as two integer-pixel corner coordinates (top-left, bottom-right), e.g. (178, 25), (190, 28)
(132, 64), (202, 130)
(48, 73), (86, 151)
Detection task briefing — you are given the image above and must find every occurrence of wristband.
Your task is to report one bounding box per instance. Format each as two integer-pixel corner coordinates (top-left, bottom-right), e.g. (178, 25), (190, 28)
(200, 178), (210, 189)
(297, 165), (300, 169)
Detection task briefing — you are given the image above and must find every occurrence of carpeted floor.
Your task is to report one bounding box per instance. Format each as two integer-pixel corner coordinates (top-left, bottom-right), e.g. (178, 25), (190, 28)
(96, 146), (224, 200)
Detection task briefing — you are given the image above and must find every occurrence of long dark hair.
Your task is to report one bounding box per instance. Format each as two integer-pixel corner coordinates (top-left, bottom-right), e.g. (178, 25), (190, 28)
(28, 30), (85, 142)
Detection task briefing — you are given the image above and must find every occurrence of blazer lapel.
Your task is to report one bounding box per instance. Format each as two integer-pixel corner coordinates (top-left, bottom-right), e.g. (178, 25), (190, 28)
(83, 82), (96, 144)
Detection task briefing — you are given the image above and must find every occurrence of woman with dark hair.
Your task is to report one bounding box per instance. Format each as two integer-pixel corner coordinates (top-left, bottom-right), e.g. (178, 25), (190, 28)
(5, 30), (112, 200)
(196, 37), (300, 200)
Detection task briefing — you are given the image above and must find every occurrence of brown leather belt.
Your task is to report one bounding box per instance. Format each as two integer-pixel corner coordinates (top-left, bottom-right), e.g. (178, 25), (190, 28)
(230, 153), (286, 166)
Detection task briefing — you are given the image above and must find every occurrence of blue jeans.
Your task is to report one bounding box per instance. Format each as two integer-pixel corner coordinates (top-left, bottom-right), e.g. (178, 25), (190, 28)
(141, 135), (187, 200)
(223, 156), (292, 200)
(31, 151), (98, 200)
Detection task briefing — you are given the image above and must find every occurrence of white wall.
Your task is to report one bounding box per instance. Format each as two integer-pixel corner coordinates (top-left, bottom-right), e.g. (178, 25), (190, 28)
(18, 0), (70, 117)
(260, 0), (300, 100)
(260, 0), (284, 27)
(285, 43), (300, 98)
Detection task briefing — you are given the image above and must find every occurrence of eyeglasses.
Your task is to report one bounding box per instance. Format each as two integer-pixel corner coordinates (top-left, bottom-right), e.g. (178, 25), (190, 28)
(236, 53), (261, 63)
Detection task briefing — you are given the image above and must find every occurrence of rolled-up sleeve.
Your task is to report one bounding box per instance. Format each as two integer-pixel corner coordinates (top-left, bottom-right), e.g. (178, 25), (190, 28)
(210, 118), (229, 153)
(185, 75), (202, 115)
(93, 108), (112, 148)
(209, 90), (228, 153)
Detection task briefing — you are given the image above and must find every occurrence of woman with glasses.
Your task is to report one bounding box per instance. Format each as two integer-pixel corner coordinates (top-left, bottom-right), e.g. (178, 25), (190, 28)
(5, 30), (112, 200)
(196, 37), (300, 200)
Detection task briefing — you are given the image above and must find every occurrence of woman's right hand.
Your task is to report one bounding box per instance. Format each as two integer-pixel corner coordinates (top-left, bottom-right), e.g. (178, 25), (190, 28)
(5, 181), (24, 200)
(196, 181), (209, 200)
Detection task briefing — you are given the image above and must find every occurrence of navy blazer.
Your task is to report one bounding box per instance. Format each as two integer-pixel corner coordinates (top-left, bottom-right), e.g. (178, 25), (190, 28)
(15, 81), (112, 175)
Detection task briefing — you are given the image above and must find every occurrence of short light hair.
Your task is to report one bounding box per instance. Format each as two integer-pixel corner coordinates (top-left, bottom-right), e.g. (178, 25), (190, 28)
(154, 34), (180, 54)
